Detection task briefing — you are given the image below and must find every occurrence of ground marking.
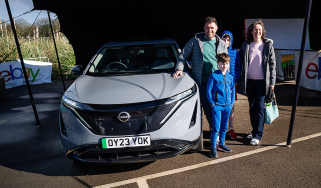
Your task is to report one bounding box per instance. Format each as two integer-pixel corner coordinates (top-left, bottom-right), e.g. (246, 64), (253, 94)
(94, 132), (321, 188)
(137, 178), (149, 188)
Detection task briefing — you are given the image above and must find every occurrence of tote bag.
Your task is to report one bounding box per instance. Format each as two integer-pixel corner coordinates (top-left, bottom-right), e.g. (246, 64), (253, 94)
(265, 95), (279, 124)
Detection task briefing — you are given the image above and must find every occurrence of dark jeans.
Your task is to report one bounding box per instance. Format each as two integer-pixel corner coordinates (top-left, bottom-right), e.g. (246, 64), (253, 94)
(200, 82), (213, 127)
(246, 79), (265, 140)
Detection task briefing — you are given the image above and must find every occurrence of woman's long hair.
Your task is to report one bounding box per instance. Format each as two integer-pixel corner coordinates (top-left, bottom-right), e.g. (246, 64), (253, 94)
(246, 20), (266, 43)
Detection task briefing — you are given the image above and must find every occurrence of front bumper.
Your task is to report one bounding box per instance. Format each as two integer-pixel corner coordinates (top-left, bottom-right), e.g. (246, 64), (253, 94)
(66, 138), (199, 164)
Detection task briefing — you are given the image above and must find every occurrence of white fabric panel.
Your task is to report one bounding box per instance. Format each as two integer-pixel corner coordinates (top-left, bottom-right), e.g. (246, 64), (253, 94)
(245, 19), (310, 50)
(0, 60), (52, 89)
(300, 51), (321, 91)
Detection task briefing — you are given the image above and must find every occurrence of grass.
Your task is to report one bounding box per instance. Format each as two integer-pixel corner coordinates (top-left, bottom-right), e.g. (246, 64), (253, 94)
(0, 35), (76, 80)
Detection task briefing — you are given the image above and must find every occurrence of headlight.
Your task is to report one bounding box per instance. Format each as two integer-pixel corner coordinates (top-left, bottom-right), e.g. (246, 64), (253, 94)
(160, 84), (197, 125)
(166, 84), (197, 103)
(62, 96), (93, 111)
(61, 96), (95, 132)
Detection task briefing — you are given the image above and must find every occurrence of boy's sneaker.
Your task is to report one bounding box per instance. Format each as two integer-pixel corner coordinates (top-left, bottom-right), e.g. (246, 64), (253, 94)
(209, 150), (218, 158)
(246, 134), (253, 139)
(218, 145), (232, 152)
(250, 138), (260, 146)
(227, 129), (237, 140)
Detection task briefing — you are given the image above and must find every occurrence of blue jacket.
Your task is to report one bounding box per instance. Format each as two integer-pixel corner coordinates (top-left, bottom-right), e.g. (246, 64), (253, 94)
(207, 70), (235, 108)
(221, 30), (241, 83)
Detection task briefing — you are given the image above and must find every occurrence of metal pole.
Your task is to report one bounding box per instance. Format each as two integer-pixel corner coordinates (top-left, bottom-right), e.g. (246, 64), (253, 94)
(5, 0), (40, 126)
(47, 11), (66, 91)
(287, 0), (313, 146)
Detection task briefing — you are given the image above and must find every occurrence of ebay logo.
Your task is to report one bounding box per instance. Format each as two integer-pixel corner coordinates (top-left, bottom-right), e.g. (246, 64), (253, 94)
(0, 65), (40, 82)
(305, 57), (321, 80)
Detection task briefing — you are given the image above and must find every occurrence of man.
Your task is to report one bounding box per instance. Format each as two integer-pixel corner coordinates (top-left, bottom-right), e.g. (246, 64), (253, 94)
(173, 16), (227, 126)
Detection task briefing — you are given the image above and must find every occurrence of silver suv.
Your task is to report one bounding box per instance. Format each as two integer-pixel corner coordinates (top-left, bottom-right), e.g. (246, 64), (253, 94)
(59, 40), (202, 164)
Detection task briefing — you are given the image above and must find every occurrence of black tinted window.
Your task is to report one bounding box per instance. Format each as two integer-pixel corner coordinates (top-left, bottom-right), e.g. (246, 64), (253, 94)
(88, 44), (177, 75)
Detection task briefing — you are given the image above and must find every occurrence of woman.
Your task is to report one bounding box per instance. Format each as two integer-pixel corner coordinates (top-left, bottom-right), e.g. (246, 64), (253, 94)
(238, 20), (276, 145)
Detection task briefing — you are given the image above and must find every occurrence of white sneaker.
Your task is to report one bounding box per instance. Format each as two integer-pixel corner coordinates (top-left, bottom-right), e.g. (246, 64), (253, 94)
(246, 134), (253, 139)
(250, 138), (260, 146)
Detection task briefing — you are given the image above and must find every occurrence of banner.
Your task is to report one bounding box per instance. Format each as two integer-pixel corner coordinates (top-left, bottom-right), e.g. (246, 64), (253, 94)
(275, 50), (300, 81)
(281, 53), (296, 80)
(0, 60), (52, 89)
(300, 51), (321, 91)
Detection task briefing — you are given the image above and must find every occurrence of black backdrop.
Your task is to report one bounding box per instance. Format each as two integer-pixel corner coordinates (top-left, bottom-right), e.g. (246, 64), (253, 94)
(32, 0), (320, 66)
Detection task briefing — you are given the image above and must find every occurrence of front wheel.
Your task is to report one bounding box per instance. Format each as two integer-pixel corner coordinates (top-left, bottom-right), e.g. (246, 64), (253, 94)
(195, 131), (204, 151)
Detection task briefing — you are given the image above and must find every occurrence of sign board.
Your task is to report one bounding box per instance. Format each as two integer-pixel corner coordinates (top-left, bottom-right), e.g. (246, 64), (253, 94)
(0, 60), (52, 89)
(300, 51), (321, 91)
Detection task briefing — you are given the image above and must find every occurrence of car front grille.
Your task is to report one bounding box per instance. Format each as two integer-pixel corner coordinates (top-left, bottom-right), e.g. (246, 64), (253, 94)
(75, 100), (178, 135)
(66, 139), (196, 164)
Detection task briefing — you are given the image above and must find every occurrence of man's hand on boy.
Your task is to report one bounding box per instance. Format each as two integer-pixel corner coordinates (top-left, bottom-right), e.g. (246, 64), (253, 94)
(173, 70), (184, 79)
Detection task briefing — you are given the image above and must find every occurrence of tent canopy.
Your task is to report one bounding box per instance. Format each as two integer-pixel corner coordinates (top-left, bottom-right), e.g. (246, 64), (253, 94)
(32, 0), (320, 66)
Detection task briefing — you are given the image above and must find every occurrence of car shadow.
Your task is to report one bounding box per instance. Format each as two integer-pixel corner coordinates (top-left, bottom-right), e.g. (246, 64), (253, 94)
(0, 81), (151, 176)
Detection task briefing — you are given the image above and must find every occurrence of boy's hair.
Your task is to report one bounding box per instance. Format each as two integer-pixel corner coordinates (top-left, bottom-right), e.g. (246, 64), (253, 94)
(217, 53), (230, 64)
(222, 34), (231, 40)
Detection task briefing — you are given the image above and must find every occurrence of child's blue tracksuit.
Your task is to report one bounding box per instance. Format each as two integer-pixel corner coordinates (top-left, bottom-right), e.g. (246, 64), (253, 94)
(207, 70), (235, 149)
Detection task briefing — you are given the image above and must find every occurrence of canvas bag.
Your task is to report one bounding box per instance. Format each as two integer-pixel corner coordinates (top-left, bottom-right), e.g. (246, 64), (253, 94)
(265, 94), (279, 124)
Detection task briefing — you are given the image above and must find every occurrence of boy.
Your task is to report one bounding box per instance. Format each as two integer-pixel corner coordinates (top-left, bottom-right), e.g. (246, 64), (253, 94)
(207, 53), (235, 158)
(221, 30), (241, 140)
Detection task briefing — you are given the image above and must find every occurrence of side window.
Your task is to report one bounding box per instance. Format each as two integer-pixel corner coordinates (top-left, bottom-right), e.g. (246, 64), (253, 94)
(151, 47), (176, 70)
(89, 48), (107, 72)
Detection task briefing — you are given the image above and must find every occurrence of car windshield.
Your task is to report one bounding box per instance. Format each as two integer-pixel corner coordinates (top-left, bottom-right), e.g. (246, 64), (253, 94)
(87, 43), (178, 75)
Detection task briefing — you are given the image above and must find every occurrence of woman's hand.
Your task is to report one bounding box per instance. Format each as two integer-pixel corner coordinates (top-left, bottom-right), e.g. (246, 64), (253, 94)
(266, 85), (275, 103)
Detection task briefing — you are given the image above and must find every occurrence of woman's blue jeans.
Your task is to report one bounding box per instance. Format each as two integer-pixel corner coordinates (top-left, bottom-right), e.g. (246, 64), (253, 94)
(246, 79), (266, 140)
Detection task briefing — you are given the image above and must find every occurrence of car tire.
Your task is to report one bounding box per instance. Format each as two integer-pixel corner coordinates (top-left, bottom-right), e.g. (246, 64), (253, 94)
(72, 159), (86, 169)
(197, 112), (204, 151)
(193, 113), (204, 152)
(195, 131), (204, 151)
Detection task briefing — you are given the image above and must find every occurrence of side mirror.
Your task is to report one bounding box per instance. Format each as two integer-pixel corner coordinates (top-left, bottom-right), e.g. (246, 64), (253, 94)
(71, 65), (83, 75)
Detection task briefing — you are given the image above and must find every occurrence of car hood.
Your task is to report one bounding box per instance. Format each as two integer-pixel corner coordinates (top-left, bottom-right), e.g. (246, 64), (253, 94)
(64, 73), (195, 104)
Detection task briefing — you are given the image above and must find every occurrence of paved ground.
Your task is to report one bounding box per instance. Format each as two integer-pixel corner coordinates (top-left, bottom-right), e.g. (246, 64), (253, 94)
(0, 80), (320, 188)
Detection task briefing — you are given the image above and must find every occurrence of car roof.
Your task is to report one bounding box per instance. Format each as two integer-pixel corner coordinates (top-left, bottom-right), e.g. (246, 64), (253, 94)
(101, 40), (179, 48)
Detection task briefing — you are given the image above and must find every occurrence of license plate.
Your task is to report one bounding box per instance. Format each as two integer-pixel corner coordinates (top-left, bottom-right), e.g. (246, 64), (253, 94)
(101, 135), (151, 149)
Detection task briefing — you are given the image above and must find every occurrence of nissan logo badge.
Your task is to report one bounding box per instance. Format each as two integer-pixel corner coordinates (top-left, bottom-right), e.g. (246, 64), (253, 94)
(117, 112), (131, 122)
